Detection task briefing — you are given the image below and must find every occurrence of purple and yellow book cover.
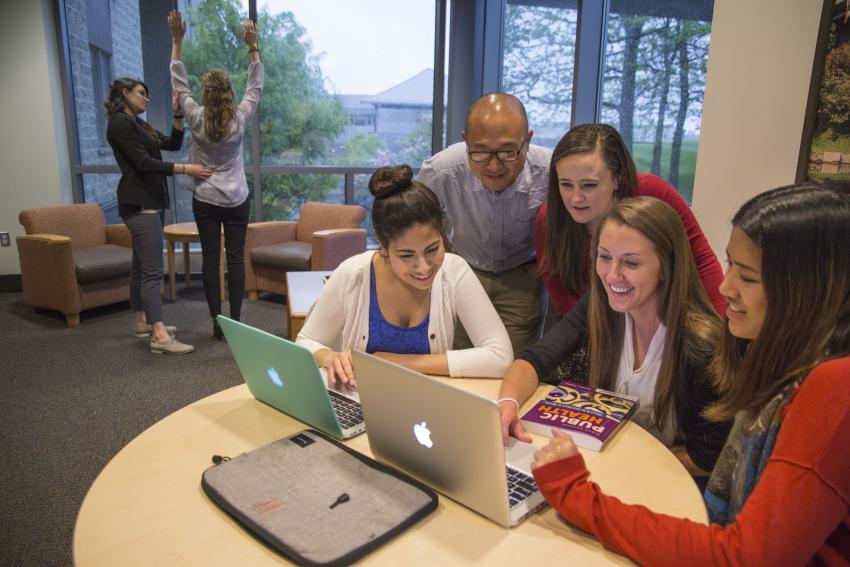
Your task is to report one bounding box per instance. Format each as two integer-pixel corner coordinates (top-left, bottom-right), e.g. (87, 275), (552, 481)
(520, 380), (638, 450)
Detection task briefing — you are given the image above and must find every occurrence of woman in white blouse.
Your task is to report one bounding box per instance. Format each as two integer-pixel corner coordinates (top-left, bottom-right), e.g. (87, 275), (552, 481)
(168, 10), (263, 339)
(296, 165), (513, 385)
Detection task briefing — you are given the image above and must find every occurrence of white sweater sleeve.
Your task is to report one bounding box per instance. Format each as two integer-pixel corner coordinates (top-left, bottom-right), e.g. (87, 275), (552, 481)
(169, 61), (201, 130)
(294, 266), (350, 355)
(237, 62), (264, 119)
(444, 261), (514, 378)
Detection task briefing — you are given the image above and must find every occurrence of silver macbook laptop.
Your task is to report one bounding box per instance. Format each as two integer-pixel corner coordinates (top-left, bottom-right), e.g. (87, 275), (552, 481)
(217, 316), (364, 439)
(351, 350), (546, 528)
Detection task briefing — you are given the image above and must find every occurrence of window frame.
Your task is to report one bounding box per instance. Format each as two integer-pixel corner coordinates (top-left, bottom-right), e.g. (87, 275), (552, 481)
(54, 0), (449, 223)
(54, 0), (712, 219)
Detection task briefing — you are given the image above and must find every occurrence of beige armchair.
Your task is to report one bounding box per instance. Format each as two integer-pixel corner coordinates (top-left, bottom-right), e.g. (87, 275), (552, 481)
(245, 201), (367, 300)
(17, 204), (133, 326)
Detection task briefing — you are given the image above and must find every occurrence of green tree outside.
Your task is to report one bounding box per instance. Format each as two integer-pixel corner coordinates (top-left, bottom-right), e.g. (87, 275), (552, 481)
(181, 0), (346, 220)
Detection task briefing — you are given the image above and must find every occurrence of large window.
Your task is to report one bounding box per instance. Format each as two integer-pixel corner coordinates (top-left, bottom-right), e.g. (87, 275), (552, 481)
(59, 0), (445, 233)
(57, 0), (712, 229)
(599, 1), (713, 201)
(499, 0), (713, 202)
(502, 1), (577, 149)
(253, 1), (441, 220)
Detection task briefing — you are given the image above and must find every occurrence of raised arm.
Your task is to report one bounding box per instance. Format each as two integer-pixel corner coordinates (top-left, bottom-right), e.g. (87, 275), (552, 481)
(238, 19), (264, 119)
(243, 19), (259, 64)
(167, 10), (200, 125)
(168, 10), (184, 62)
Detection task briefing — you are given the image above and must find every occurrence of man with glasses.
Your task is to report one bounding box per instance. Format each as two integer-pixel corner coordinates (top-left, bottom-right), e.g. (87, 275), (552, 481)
(418, 93), (551, 355)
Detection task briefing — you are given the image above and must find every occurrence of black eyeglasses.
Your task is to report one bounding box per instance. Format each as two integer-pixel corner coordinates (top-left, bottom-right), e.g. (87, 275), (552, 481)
(467, 138), (528, 163)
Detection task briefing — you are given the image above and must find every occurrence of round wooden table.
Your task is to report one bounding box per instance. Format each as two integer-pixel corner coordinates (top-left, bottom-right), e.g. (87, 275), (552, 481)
(163, 222), (225, 301)
(74, 379), (707, 566)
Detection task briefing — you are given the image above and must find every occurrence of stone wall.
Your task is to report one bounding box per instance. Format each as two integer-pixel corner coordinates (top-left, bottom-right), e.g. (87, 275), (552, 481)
(66, 0), (143, 222)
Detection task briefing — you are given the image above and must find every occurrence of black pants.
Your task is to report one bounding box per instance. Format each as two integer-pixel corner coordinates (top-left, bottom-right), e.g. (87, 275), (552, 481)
(192, 197), (250, 321)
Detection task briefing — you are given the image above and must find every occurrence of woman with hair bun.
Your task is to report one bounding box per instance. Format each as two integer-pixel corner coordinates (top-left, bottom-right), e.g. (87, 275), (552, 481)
(296, 164), (514, 384)
(168, 10), (263, 339)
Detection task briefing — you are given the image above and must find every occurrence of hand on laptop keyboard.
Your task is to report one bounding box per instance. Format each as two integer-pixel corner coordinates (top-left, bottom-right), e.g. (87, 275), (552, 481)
(315, 348), (357, 387)
(498, 399), (533, 446)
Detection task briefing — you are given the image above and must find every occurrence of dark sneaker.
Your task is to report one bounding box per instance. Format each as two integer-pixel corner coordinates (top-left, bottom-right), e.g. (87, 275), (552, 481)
(150, 336), (194, 354)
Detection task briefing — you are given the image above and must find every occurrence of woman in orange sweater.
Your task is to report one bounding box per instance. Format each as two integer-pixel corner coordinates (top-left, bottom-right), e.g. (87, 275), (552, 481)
(531, 183), (850, 566)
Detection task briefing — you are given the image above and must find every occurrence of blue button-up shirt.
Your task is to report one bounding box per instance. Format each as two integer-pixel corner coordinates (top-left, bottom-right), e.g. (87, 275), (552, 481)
(418, 142), (551, 273)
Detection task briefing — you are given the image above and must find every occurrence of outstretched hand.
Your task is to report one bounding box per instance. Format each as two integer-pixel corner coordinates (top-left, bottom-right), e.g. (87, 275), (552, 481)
(242, 19), (258, 48)
(168, 10), (185, 42)
(531, 429), (579, 470)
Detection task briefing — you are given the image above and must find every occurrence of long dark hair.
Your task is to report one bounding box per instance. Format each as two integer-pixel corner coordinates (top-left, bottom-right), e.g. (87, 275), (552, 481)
(588, 197), (721, 431)
(103, 77), (165, 143)
(541, 124), (638, 297)
(707, 184), (850, 421)
(369, 165), (444, 248)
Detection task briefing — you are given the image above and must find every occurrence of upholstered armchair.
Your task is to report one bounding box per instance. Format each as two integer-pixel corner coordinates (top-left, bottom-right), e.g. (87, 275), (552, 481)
(245, 201), (367, 300)
(17, 204), (133, 326)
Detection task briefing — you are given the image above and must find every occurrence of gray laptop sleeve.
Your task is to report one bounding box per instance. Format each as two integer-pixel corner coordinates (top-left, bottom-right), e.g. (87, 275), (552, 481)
(201, 429), (438, 566)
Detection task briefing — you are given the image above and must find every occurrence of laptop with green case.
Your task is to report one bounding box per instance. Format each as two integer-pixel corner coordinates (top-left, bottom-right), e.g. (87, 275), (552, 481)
(217, 316), (365, 439)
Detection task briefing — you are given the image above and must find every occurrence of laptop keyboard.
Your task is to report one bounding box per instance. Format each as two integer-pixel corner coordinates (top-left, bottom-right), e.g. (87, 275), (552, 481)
(506, 467), (539, 508)
(329, 391), (364, 430)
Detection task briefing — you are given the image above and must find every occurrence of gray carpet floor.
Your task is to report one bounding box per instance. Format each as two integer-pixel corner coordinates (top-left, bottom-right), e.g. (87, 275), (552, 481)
(0, 285), (288, 566)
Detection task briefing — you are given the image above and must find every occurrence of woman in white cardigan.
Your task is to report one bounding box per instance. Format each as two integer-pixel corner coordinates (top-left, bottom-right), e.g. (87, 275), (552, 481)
(296, 165), (513, 384)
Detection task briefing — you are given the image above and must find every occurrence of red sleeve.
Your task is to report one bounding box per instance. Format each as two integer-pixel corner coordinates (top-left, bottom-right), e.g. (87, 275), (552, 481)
(533, 357), (850, 567)
(636, 174), (725, 314)
(536, 203), (581, 315)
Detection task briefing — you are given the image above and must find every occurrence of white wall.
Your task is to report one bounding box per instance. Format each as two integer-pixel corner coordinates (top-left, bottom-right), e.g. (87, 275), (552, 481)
(691, 0), (823, 257)
(0, 0), (72, 276)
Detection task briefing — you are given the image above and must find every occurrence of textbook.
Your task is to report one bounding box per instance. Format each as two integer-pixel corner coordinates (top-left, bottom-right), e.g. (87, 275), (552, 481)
(520, 380), (639, 451)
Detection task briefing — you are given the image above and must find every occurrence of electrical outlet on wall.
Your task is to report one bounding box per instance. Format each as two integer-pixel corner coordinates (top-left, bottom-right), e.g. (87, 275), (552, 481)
(0, 232), (10, 247)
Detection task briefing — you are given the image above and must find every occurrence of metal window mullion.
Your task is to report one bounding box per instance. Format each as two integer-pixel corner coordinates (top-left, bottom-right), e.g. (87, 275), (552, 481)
(251, 107), (262, 222)
(482, 0), (504, 94)
(248, 0), (263, 221)
(344, 172), (355, 205)
(431, 0), (448, 156)
(53, 0), (85, 204)
(572, 0), (609, 127)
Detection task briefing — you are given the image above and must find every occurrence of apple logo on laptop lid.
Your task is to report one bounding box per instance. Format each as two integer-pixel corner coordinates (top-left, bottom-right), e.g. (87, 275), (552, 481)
(267, 367), (283, 388)
(413, 422), (433, 448)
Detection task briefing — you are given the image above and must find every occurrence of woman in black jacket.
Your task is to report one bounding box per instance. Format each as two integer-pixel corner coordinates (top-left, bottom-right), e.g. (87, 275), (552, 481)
(105, 78), (211, 354)
(498, 197), (732, 477)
